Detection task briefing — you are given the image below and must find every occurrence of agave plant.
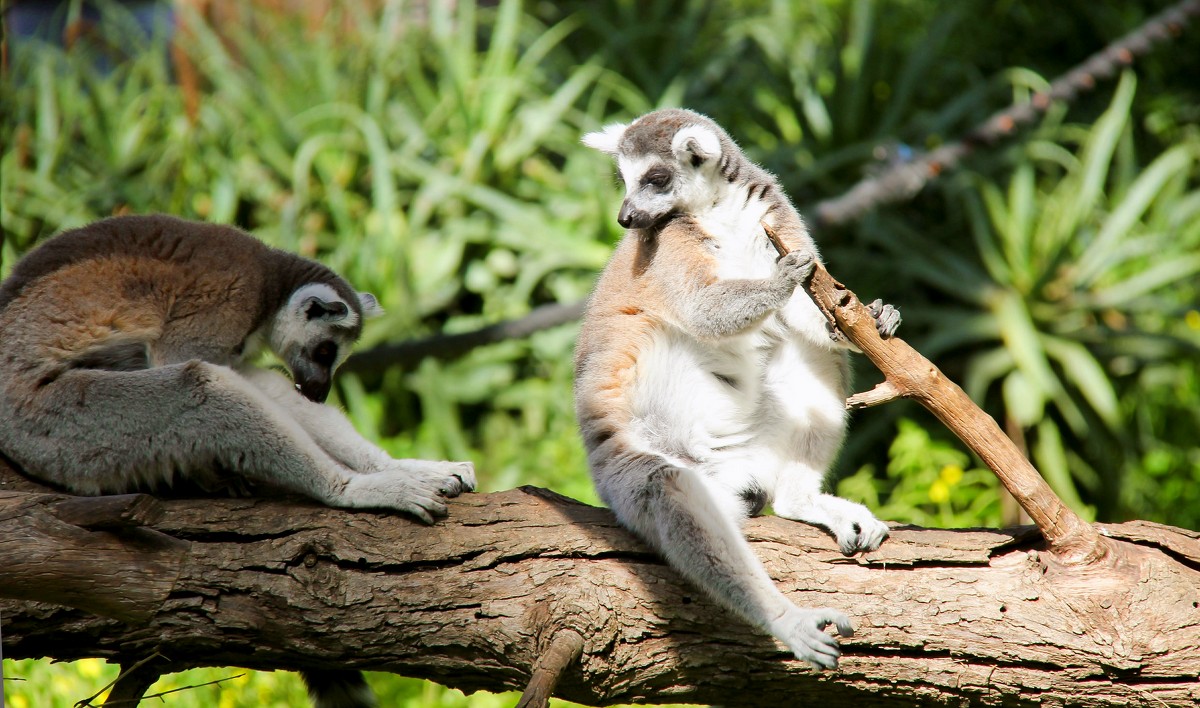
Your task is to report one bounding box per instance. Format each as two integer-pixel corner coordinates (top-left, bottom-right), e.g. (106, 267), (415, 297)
(876, 73), (1200, 519)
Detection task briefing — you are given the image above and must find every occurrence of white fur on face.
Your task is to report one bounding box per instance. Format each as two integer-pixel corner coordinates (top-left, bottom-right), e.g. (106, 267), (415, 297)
(271, 283), (359, 356)
(615, 154), (682, 223)
(615, 154), (657, 192)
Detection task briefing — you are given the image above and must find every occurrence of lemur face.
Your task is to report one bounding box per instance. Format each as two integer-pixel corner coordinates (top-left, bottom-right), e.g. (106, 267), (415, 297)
(270, 283), (381, 402)
(584, 110), (725, 231)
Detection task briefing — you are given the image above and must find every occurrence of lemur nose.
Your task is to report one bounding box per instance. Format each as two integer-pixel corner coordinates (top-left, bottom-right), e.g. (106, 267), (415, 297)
(618, 201), (635, 228)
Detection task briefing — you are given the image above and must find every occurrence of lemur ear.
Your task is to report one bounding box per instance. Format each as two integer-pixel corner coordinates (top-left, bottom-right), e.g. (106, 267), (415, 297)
(304, 296), (349, 321)
(358, 292), (383, 318)
(582, 122), (628, 155)
(671, 125), (721, 167)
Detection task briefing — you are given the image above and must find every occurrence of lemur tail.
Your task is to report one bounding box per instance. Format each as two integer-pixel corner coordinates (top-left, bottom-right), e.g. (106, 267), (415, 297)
(302, 669), (375, 708)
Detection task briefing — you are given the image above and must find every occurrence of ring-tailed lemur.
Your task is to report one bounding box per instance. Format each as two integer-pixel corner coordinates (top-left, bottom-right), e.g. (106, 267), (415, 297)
(575, 109), (901, 670)
(0, 214), (476, 708)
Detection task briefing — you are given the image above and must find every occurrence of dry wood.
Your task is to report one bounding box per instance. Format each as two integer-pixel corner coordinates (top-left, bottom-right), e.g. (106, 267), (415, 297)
(2, 463), (1197, 707)
(763, 224), (1108, 566)
(50, 493), (164, 530)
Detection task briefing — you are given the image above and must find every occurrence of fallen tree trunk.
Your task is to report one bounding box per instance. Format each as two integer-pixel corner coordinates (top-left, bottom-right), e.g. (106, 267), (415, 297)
(2, 462), (1198, 707)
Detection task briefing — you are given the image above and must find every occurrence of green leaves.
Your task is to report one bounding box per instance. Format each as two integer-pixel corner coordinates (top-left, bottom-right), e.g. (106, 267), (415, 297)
(838, 419), (1003, 529)
(907, 72), (1200, 520)
(4, 0), (1197, 535)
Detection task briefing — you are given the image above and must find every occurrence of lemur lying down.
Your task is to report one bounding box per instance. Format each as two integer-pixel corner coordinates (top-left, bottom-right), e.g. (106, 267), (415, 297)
(0, 214), (478, 706)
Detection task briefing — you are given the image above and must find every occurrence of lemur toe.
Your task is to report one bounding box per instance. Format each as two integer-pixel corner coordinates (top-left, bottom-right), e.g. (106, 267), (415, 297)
(867, 298), (902, 338)
(838, 518), (890, 556)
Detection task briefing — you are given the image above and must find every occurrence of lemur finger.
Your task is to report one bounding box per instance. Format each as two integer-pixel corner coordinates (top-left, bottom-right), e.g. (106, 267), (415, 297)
(839, 524), (888, 556)
(803, 642), (841, 671)
(407, 496), (448, 522)
(451, 461), (477, 491)
(406, 505), (436, 525)
(813, 609), (855, 638)
(775, 250), (816, 284)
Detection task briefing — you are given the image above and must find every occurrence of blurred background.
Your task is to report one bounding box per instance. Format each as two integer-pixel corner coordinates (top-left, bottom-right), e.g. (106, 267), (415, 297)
(2, 0), (1198, 705)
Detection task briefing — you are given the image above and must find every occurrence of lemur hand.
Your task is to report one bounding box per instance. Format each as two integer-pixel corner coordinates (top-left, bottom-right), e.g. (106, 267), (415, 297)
(774, 249), (816, 291)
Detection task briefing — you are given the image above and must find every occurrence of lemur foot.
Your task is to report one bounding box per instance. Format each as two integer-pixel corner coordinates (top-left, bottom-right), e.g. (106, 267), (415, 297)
(775, 493), (890, 556)
(769, 606), (854, 670)
(339, 460), (476, 524)
(867, 298), (901, 338)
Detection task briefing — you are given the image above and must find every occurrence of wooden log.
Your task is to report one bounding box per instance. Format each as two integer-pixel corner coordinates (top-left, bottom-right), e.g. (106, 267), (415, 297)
(2, 464), (1197, 707)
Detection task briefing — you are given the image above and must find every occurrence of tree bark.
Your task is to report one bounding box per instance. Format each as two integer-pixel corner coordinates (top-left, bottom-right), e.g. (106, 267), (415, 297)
(2, 462), (1197, 707)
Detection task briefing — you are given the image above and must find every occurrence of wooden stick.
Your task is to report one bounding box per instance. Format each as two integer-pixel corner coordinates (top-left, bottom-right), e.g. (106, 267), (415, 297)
(515, 629), (585, 708)
(764, 224), (1108, 565)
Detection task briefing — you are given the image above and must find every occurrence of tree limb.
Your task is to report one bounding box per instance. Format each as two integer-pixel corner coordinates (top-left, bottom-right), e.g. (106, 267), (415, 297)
(812, 0), (1200, 227)
(2, 464), (1198, 707)
(763, 224), (1107, 565)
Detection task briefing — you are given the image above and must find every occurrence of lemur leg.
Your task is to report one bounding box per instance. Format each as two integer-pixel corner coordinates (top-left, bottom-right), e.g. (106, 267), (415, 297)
(772, 463), (890, 556)
(0, 362), (456, 522)
(697, 445), (779, 523)
(598, 452), (854, 670)
(761, 340), (889, 554)
(239, 367), (475, 494)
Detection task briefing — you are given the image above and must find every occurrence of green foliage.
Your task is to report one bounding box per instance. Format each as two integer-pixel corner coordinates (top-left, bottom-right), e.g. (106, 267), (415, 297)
(2, 0), (623, 500)
(0, 658), (590, 708)
(863, 73), (1200, 521)
(838, 419), (1003, 528)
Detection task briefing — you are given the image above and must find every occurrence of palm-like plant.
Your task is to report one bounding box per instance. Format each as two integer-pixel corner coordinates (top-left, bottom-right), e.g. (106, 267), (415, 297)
(886, 73), (1200, 518)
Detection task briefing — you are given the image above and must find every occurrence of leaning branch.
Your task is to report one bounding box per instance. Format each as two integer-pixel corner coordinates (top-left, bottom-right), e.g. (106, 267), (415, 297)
(762, 225), (1106, 565)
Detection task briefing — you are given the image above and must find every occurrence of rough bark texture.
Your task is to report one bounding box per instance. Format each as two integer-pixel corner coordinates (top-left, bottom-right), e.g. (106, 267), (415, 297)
(2, 461), (1198, 707)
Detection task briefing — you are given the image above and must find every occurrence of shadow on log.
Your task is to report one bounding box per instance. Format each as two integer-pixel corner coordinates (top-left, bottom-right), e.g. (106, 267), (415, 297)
(1, 460), (1197, 707)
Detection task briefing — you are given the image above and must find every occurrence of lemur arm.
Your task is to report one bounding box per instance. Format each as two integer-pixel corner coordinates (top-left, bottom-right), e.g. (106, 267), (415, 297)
(670, 250), (815, 340)
(239, 366), (475, 493)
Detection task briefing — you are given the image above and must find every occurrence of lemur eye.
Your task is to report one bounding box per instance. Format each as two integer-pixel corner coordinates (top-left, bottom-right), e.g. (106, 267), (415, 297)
(642, 171), (671, 189)
(312, 340), (338, 368)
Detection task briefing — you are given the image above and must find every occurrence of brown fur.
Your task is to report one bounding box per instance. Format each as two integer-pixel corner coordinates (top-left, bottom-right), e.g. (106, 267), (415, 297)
(0, 215), (361, 392)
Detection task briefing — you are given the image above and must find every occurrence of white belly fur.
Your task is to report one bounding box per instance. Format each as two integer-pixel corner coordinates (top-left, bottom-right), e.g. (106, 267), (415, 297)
(627, 320), (848, 506)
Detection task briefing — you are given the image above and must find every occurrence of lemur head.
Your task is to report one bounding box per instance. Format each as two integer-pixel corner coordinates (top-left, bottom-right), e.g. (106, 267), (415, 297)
(270, 283), (382, 402)
(583, 108), (732, 230)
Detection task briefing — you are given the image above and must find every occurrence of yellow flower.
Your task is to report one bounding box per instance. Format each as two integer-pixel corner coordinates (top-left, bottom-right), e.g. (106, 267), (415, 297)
(78, 658), (104, 679)
(929, 479), (950, 504)
(1186, 310), (1200, 331)
(940, 464), (964, 486)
